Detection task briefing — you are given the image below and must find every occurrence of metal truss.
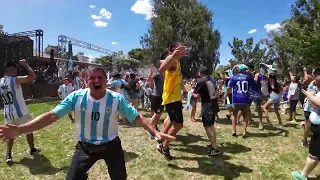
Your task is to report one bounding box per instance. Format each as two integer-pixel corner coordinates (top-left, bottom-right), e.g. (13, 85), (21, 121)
(7, 29), (43, 57)
(57, 35), (138, 72)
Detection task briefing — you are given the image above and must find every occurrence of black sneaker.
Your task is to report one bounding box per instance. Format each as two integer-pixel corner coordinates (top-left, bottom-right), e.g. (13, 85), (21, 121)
(157, 144), (173, 161)
(232, 132), (237, 137)
(205, 144), (211, 149)
(29, 148), (41, 155)
(149, 132), (155, 139)
(162, 148), (173, 161)
(226, 115), (231, 120)
(155, 137), (163, 144)
(208, 148), (220, 156)
(6, 153), (13, 165)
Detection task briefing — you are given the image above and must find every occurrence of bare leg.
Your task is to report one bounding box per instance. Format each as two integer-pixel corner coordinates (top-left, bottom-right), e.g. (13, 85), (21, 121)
(274, 103), (282, 125)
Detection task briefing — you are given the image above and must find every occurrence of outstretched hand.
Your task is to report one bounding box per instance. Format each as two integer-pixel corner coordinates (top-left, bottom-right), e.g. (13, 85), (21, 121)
(155, 131), (176, 142)
(0, 124), (22, 142)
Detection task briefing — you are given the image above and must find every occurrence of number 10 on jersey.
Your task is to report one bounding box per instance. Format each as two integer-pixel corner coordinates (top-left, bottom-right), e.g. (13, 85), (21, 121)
(236, 81), (249, 93)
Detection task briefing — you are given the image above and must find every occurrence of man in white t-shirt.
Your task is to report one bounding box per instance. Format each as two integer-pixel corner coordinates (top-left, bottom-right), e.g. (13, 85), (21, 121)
(288, 76), (300, 122)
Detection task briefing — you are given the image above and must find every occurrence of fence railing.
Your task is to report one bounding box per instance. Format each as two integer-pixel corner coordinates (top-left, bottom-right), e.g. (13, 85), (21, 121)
(0, 83), (60, 108)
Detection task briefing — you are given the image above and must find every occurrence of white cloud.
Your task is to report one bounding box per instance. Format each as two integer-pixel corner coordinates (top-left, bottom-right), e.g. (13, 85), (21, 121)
(248, 29), (257, 34)
(131, 0), (154, 20)
(91, 8), (112, 20)
(264, 23), (282, 33)
(99, 8), (112, 19)
(91, 14), (101, 20)
(94, 20), (107, 28)
(111, 42), (118, 45)
(89, 5), (96, 9)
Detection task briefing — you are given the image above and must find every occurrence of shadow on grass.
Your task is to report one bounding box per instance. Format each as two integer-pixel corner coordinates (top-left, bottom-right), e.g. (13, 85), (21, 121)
(124, 151), (139, 163)
(18, 154), (68, 175)
(175, 133), (207, 145)
(172, 142), (252, 156)
(169, 154), (252, 179)
(247, 125), (289, 138)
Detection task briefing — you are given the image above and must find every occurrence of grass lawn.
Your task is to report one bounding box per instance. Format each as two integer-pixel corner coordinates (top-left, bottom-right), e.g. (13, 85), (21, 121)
(0, 101), (319, 180)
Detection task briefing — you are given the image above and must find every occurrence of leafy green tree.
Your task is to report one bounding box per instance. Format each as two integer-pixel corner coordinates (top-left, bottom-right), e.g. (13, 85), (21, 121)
(228, 37), (267, 69)
(128, 48), (147, 65)
(140, 0), (221, 78)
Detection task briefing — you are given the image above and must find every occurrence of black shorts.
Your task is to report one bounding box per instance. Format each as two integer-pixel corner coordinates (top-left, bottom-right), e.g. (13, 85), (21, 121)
(289, 100), (299, 112)
(304, 111), (311, 120)
(201, 99), (219, 127)
(165, 101), (184, 124)
(151, 96), (164, 114)
(309, 124), (320, 159)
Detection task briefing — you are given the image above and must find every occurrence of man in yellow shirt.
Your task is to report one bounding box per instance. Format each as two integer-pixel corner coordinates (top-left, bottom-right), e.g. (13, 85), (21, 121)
(157, 42), (185, 161)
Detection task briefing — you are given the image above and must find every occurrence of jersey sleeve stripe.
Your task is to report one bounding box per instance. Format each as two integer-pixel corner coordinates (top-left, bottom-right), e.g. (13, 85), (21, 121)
(10, 77), (22, 117)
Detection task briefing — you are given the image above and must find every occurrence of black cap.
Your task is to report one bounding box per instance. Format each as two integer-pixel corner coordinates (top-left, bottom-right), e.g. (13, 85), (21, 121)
(5, 61), (17, 68)
(199, 66), (209, 75)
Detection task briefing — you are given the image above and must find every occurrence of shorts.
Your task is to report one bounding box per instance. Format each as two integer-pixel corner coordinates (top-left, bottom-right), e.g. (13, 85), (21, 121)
(201, 100), (218, 127)
(151, 96), (164, 114)
(165, 101), (184, 124)
(127, 92), (139, 99)
(233, 104), (251, 118)
(309, 124), (320, 159)
(252, 97), (262, 108)
(5, 113), (31, 125)
(289, 100), (299, 112)
(262, 95), (269, 102)
(190, 99), (196, 105)
(5, 114), (32, 135)
(269, 93), (281, 104)
(304, 111), (311, 120)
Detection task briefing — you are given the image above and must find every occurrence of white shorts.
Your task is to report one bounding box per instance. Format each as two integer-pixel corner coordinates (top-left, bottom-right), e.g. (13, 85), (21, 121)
(5, 113), (31, 125)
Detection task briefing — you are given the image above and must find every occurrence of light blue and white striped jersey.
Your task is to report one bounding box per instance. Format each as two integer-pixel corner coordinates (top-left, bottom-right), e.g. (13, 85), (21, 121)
(309, 91), (320, 125)
(68, 59), (73, 71)
(0, 76), (29, 120)
(108, 79), (128, 99)
(304, 82), (320, 112)
(74, 77), (82, 90)
(52, 89), (139, 145)
(58, 84), (74, 99)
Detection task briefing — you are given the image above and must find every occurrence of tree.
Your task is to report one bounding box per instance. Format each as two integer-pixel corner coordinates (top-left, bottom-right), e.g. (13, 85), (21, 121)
(228, 37), (267, 69)
(283, 0), (320, 67)
(140, 0), (221, 78)
(128, 48), (147, 65)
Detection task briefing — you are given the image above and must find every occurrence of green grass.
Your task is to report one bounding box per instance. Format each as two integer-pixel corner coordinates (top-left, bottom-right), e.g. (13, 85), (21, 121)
(0, 102), (319, 180)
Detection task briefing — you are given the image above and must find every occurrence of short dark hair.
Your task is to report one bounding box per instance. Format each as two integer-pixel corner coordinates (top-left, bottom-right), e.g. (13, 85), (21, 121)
(85, 66), (107, 79)
(248, 64), (254, 70)
(112, 73), (121, 78)
(295, 75), (301, 82)
(313, 67), (320, 76)
(169, 41), (183, 52)
(5, 61), (17, 68)
(199, 66), (209, 75)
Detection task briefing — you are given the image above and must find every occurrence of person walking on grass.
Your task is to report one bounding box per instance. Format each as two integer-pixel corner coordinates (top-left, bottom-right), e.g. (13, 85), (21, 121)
(0, 66), (175, 180)
(157, 41), (185, 161)
(292, 68), (320, 180)
(0, 60), (40, 165)
(227, 64), (254, 138)
(58, 78), (75, 122)
(193, 66), (220, 156)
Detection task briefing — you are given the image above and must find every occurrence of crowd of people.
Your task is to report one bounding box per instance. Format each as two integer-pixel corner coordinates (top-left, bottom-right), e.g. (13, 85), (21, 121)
(0, 41), (320, 180)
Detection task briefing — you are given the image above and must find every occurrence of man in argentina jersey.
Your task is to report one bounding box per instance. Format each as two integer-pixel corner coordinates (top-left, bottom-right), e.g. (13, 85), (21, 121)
(0, 60), (40, 164)
(73, 72), (82, 90)
(227, 64), (254, 138)
(0, 66), (175, 180)
(58, 78), (75, 122)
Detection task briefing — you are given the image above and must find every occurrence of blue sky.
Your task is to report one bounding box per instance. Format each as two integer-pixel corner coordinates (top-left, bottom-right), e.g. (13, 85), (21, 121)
(0, 0), (295, 65)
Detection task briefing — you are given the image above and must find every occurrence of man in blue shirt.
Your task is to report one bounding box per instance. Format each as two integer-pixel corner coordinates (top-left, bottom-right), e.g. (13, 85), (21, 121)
(0, 66), (175, 180)
(227, 64), (254, 138)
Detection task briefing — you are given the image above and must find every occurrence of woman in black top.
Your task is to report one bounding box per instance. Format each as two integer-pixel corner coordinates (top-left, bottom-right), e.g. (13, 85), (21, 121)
(262, 74), (283, 125)
(126, 73), (140, 109)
